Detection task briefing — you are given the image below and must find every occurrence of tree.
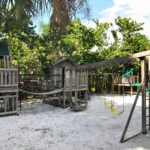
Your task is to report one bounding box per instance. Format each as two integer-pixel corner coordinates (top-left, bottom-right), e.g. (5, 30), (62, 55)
(0, 6), (36, 41)
(0, 0), (90, 31)
(115, 17), (150, 53)
(59, 19), (110, 64)
(100, 17), (150, 60)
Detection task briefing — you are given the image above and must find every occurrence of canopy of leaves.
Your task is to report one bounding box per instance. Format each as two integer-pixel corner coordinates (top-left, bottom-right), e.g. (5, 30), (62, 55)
(1, 13), (150, 75)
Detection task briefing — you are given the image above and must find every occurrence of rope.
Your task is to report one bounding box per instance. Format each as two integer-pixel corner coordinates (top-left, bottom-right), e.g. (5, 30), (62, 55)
(19, 88), (63, 96)
(110, 84), (125, 116)
(103, 76), (114, 109)
(111, 77), (115, 106)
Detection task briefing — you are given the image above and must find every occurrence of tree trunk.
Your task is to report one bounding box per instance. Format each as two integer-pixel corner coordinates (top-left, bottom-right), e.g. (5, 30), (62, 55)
(50, 0), (71, 32)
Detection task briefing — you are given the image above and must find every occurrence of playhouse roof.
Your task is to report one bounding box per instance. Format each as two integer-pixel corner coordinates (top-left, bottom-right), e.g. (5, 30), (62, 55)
(52, 57), (77, 67)
(0, 39), (9, 56)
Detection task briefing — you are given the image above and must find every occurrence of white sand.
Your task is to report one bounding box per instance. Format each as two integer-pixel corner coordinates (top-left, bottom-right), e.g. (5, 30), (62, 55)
(0, 95), (150, 150)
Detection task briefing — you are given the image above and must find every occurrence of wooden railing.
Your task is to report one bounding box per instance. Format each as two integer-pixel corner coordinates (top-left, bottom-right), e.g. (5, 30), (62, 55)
(19, 74), (63, 92)
(114, 75), (139, 85)
(0, 69), (18, 87)
(0, 56), (12, 68)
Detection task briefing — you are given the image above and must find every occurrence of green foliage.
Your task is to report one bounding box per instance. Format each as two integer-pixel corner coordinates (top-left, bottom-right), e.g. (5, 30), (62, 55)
(61, 19), (110, 64)
(115, 17), (144, 39)
(0, 8), (35, 37)
(1, 14), (150, 75)
(10, 37), (41, 74)
(115, 17), (150, 53)
(39, 23), (50, 35)
(99, 17), (150, 74)
(1, 0), (90, 31)
(93, 19), (110, 48)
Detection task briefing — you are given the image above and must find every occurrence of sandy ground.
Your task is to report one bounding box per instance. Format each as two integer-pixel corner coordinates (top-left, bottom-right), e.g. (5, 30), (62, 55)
(0, 95), (150, 150)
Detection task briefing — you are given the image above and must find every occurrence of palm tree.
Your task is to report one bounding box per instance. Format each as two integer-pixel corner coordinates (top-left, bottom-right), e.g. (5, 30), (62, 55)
(0, 0), (90, 31)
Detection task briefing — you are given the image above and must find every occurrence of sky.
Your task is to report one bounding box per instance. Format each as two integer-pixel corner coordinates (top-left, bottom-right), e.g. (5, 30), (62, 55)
(33, 0), (150, 38)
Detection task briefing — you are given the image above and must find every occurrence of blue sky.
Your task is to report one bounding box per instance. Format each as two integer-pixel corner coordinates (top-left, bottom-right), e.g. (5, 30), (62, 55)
(33, 0), (150, 37)
(89, 0), (113, 19)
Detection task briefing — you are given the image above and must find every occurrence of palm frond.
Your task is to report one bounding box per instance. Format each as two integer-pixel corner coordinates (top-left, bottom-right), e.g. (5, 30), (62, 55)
(0, 0), (90, 31)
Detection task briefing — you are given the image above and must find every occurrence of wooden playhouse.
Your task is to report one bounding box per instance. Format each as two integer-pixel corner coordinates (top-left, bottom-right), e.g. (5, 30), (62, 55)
(44, 58), (88, 109)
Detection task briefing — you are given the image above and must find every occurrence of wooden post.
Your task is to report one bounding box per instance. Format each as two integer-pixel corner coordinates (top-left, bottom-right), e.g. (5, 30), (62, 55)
(63, 67), (66, 108)
(141, 57), (147, 134)
(130, 85), (133, 96)
(79, 70), (81, 105)
(4, 98), (7, 112)
(120, 87), (142, 143)
(12, 97), (14, 111)
(118, 75), (121, 95)
(58, 92), (61, 105)
(84, 69), (88, 104)
(86, 69), (88, 100)
(63, 92), (66, 108)
(0, 71), (4, 85)
(147, 56), (150, 130)
(69, 68), (73, 106)
(75, 69), (78, 104)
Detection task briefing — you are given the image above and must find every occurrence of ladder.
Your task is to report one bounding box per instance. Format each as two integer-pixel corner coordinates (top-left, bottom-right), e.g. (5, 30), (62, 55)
(141, 65), (150, 134)
(143, 89), (150, 131)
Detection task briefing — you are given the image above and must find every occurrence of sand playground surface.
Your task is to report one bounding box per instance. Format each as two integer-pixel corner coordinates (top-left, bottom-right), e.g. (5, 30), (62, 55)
(0, 95), (150, 150)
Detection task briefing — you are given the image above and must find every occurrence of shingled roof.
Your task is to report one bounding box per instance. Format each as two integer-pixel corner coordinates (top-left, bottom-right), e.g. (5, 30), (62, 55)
(52, 57), (77, 67)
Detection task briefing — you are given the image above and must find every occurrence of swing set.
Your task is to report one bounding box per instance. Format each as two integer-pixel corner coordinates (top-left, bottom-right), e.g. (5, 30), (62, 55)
(102, 75), (125, 116)
(79, 50), (150, 142)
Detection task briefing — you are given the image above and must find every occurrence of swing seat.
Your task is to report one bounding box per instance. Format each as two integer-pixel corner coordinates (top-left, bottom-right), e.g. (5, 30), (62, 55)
(104, 101), (114, 109)
(110, 106), (124, 116)
(91, 87), (96, 92)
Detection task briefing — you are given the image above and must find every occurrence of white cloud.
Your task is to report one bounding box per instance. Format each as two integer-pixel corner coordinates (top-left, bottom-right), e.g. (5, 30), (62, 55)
(81, 20), (96, 28)
(81, 0), (150, 45)
(99, 0), (150, 38)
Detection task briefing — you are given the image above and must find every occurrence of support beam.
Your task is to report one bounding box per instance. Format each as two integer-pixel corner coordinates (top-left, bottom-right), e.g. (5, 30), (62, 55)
(120, 87), (142, 143)
(63, 92), (66, 108)
(79, 56), (136, 69)
(79, 50), (150, 70)
(147, 56), (150, 130)
(141, 58), (147, 134)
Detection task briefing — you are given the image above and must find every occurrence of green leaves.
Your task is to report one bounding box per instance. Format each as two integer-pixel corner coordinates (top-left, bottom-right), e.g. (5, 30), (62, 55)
(114, 17), (150, 54)
(1, 0), (90, 31)
(1, 15), (150, 75)
(60, 19), (110, 64)
(115, 17), (144, 37)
